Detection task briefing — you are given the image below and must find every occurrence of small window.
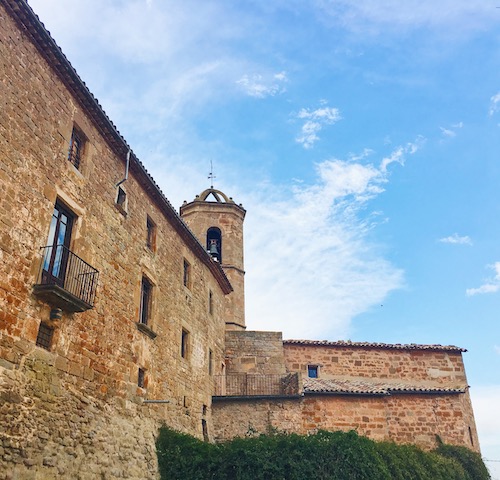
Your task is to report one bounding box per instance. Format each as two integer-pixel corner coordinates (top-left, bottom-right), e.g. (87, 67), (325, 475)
(139, 277), (153, 325)
(116, 187), (127, 208)
(138, 368), (146, 388)
(181, 328), (189, 359)
(146, 216), (156, 251)
(68, 127), (85, 169)
(208, 290), (213, 315)
(307, 365), (319, 378)
(183, 259), (191, 289)
(36, 323), (54, 350)
(208, 349), (213, 376)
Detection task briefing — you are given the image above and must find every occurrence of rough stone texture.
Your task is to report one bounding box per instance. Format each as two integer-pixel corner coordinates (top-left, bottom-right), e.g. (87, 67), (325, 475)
(224, 330), (286, 374)
(0, 4), (226, 477)
(283, 343), (468, 386)
(213, 342), (480, 452)
(213, 393), (479, 452)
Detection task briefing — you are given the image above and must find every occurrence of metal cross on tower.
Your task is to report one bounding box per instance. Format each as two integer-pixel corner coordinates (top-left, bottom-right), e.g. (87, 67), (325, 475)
(208, 160), (216, 188)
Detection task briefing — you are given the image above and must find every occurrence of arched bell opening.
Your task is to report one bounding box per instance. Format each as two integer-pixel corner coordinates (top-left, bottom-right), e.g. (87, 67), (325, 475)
(207, 227), (222, 263)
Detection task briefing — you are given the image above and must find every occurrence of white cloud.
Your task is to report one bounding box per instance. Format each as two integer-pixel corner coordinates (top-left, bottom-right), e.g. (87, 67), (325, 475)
(470, 386), (500, 479)
(495, 346), (500, 355)
(466, 262), (500, 296)
(489, 92), (500, 116)
(439, 122), (463, 139)
(295, 106), (342, 149)
(237, 71), (288, 98)
(438, 233), (472, 245)
(379, 137), (424, 173)
(242, 143), (421, 339)
(313, 0), (497, 36)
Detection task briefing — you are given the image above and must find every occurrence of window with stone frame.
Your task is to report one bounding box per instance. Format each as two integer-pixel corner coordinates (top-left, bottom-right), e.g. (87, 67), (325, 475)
(146, 216), (156, 251)
(181, 328), (190, 359)
(307, 365), (319, 378)
(138, 367), (146, 388)
(139, 276), (153, 325)
(68, 126), (85, 169)
(36, 323), (54, 350)
(208, 290), (213, 315)
(183, 259), (191, 289)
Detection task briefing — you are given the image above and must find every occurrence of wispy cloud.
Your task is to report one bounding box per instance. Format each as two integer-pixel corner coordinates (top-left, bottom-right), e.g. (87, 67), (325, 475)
(379, 137), (424, 173)
(295, 105), (342, 149)
(237, 71), (288, 98)
(466, 262), (500, 296)
(495, 345), (500, 355)
(314, 1), (497, 36)
(242, 141), (423, 338)
(489, 92), (500, 116)
(438, 233), (472, 245)
(439, 122), (463, 139)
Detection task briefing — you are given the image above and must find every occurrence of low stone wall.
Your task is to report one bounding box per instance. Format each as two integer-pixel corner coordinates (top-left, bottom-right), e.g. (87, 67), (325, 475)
(212, 392), (479, 452)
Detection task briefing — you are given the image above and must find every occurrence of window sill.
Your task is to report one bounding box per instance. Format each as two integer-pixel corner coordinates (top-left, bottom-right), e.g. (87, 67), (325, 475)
(136, 322), (157, 339)
(115, 203), (128, 217)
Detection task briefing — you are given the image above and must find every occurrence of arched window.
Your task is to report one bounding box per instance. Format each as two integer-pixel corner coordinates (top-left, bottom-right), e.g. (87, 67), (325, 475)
(207, 227), (222, 263)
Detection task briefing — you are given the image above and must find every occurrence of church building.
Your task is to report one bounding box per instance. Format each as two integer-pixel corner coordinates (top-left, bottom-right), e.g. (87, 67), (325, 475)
(0, 1), (479, 478)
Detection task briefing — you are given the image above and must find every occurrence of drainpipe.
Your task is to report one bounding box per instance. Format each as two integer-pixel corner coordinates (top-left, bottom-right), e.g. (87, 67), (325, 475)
(116, 149), (131, 187)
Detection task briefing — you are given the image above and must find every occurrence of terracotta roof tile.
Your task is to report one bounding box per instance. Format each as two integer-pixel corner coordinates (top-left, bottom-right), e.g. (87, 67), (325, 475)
(284, 339), (466, 352)
(303, 378), (466, 396)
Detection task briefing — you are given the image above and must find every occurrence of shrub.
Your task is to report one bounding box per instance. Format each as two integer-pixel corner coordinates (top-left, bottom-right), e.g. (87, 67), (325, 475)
(156, 427), (490, 480)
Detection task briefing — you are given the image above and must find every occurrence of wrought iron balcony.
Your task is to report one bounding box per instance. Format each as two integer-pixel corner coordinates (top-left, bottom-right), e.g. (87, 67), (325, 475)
(33, 245), (99, 312)
(213, 373), (301, 398)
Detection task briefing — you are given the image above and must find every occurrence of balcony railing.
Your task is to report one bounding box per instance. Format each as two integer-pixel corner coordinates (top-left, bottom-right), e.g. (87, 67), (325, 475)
(33, 245), (99, 312)
(213, 373), (301, 398)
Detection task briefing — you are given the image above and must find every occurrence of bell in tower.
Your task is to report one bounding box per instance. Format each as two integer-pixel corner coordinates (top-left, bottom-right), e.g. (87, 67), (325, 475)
(180, 188), (246, 330)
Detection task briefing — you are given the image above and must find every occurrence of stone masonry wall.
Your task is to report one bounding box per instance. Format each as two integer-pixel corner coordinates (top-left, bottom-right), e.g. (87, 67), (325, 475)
(212, 393), (479, 452)
(0, 4), (227, 478)
(283, 343), (467, 386)
(224, 331), (286, 374)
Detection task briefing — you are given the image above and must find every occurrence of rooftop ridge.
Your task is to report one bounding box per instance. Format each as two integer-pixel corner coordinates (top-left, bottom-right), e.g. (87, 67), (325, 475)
(283, 339), (466, 352)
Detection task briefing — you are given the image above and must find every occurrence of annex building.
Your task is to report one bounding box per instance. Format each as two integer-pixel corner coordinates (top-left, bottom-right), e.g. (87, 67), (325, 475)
(0, 1), (479, 478)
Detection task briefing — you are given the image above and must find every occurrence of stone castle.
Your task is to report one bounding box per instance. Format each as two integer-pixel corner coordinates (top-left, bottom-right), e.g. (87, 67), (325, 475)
(0, 1), (479, 478)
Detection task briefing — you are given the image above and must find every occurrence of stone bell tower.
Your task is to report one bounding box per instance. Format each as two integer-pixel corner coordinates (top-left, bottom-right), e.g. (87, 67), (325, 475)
(180, 188), (246, 330)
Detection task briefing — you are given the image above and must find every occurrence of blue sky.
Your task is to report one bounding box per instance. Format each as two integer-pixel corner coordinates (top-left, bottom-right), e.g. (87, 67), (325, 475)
(29, 0), (500, 475)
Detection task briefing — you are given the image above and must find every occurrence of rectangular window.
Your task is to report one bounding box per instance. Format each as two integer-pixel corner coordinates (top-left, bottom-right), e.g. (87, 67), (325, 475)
(208, 290), (213, 315)
(139, 277), (152, 325)
(208, 349), (213, 376)
(116, 186), (127, 208)
(68, 127), (85, 169)
(138, 368), (146, 388)
(183, 259), (191, 288)
(181, 328), (189, 359)
(307, 365), (319, 378)
(36, 323), (54, 350)
(146, 216), (156, 251)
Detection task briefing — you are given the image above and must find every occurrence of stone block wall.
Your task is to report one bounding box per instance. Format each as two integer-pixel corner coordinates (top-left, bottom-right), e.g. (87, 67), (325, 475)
(225, 331), (286, 374)
(212, 392), (479, 452)
(0, 3), (228, 477)
(283, 343), (467, 386)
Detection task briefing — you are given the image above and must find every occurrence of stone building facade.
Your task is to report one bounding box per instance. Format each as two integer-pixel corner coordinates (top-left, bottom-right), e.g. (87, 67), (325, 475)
(0, 1), (479, 479)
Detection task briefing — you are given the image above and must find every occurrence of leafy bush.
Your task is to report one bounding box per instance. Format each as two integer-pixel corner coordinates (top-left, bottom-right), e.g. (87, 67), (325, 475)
(156, 427), (490, 480)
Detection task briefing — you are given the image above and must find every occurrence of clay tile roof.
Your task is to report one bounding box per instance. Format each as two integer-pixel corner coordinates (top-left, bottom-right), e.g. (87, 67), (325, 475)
(303, 378), (466, 396)
(283, 339), (466, 353)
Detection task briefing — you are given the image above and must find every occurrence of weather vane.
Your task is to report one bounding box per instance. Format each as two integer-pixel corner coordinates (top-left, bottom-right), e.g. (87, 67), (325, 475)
(208, 160), (216, 189)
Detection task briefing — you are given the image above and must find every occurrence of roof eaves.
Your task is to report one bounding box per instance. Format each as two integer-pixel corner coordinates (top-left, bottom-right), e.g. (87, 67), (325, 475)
(5, 0), (233, 295)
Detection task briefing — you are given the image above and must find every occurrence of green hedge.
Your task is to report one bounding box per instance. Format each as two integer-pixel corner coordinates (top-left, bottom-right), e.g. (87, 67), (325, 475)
(156, 427), (490, 480)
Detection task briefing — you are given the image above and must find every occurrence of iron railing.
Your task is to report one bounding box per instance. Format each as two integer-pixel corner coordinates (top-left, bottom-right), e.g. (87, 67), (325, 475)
(213, 373), (300, 397)
(37, 244), (99, 308)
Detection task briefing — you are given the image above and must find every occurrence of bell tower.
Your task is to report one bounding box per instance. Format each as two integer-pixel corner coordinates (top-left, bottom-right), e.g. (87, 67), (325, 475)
(180, 188), (246, 330)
